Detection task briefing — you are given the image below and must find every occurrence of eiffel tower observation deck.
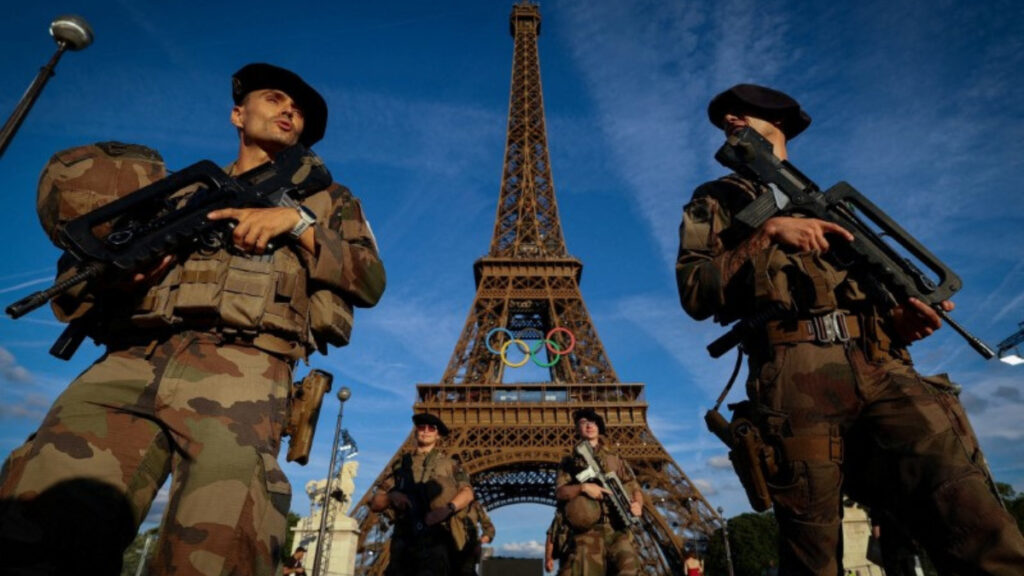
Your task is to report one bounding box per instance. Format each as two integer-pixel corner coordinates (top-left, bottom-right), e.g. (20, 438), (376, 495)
(349, 3), (723, 573)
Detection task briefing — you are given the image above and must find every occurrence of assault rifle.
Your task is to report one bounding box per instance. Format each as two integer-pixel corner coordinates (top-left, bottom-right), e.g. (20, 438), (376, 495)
(706, 127), (995, 360)
(394, 454), (430, 535)
(573, 441), (640, 528)
(5, 144), (332, 359)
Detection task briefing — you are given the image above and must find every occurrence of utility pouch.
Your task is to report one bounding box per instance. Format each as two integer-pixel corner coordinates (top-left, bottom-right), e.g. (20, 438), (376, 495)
(283, 369), (333, 465)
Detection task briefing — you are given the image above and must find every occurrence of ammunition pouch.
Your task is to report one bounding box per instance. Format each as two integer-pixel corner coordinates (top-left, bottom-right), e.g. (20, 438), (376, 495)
(308, 288), (353, 353)
(126, 247), (314, 353)
(283, 369), (333, 465)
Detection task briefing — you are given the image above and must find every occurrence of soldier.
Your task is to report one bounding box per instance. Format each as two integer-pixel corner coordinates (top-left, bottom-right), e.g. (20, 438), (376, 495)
(452, 499), (495, 576)
(676, 83), (1024, 575)
(555, 408), (643, 576)
(0, 63), (386, 575)
(370, 413), (475, 576)
(544, 505), (571, 575)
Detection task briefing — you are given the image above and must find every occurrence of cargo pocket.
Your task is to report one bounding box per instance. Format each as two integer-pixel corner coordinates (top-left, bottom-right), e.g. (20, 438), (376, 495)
(257, 452), (292, 560)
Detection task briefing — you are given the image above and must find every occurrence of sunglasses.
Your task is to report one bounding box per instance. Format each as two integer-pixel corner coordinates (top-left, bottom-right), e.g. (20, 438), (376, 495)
(415, 424), (437, 432)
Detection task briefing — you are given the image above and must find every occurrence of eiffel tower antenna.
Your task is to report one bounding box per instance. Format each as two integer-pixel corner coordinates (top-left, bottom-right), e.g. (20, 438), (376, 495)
(349, 3), (723, 573)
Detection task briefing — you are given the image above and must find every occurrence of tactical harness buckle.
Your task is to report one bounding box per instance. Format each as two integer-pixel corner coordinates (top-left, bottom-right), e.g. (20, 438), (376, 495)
(811, 311), (850, 344)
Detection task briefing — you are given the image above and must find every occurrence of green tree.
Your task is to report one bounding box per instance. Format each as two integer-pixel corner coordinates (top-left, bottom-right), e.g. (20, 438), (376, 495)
(282, 511), (302, 562)
(705, 511), (778, 576)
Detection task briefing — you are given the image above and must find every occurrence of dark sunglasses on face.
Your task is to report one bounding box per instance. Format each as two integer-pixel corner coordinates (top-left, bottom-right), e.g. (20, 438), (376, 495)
(416, 424), (437, 432)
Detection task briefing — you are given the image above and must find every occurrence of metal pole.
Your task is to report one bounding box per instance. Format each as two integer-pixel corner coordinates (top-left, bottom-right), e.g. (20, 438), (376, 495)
(312, 386), (351, 576)
(133, 532), (153, 576)
(0, 15), (93, 159)
(718, 506), (735, 576)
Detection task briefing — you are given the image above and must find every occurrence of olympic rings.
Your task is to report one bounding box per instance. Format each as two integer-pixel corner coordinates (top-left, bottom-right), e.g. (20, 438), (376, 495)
(485, 327), (577, 368)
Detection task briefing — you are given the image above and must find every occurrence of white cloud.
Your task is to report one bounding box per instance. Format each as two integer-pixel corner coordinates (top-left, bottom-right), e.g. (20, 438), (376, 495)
(499, 540), (545, 558)
(0, 346), (32, 384)
(708, 455), (731, 470)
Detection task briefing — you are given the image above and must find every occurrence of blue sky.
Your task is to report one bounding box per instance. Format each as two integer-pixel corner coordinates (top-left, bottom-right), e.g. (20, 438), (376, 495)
(1, 0), (1023, 562)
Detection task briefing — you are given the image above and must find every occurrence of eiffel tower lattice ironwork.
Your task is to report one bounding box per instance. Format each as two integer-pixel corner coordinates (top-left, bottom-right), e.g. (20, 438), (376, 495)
(349, 3), (723, 573)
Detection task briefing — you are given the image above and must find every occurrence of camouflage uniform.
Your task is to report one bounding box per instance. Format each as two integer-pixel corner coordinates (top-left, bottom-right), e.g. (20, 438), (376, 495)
(556, 443), (641, 576)
(377, 449), (471, 576)
(676, 174), (1024, 575)
(452, 499), (495, 576)
(0, 152), (386, 575)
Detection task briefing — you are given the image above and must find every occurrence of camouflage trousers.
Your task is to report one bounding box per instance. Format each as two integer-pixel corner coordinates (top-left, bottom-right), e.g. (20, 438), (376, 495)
(0, 331), (293, 576)
(563, 522), (638, 576)
(748, 342), (1024, 576)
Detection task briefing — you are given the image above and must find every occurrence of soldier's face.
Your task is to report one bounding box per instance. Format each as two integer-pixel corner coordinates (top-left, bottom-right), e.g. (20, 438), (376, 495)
(232, 89), (305, 152)
(577, 419), (599, 441)
(723, 112), (783, 141)
(416, 424), (439, 447)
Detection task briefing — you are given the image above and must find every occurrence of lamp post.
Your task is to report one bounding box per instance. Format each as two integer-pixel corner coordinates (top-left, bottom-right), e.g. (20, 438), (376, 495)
(0, 15), (93, 159)
(718, 506), (735, 576)
(312, 386), (351, 576)
(997, 322), (1024, 365)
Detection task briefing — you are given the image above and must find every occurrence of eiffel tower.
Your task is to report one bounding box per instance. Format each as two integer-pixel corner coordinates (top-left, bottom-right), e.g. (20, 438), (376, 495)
(349, 3), (722, 573)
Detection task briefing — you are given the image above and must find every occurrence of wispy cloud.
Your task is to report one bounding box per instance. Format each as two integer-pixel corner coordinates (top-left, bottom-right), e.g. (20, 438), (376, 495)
(0, 346), (32, 384)
(499, 539), (545, 558)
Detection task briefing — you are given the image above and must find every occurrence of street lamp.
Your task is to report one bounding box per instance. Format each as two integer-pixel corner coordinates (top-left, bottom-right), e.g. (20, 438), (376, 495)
(997, 322), (1024, 365)
(312, 386), (352, 576)
(0, 15), (93, 159)
(718, 506), (735, 576)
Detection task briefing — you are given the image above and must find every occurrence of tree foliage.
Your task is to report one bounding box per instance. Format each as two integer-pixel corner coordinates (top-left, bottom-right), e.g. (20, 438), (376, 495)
(704, 511), (778, 576)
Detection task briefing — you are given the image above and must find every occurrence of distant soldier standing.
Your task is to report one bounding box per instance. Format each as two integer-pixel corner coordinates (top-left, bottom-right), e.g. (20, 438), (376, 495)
(0, 63), (386, 575)
(370, 413), (475, 576)
(452, 499), (495, 576)
(676, 83), (1024, 574)
(555, 408), (643, 576)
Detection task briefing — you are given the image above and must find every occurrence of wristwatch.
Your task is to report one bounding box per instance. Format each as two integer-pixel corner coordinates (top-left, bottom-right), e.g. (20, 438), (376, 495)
(289, 205), (316, 239)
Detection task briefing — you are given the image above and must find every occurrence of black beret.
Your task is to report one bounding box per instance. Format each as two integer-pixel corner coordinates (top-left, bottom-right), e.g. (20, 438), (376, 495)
(572, 408), (606, 435)
(231, 63), (328, 147)
(413, 413), (450, 437)
(707, 83), (811, 140)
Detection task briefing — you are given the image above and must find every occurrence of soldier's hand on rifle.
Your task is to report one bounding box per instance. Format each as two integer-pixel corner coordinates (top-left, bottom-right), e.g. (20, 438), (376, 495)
(630, 498), (643, 517)
(425, 504), (454, 526)
(581, 483), (610, 500)
(764, 216), (854, 252)
(207, 206), (312, 255)
(116, 254), (174, 289)
(891, 297), (954, 344)
(387, 490), (411, 511)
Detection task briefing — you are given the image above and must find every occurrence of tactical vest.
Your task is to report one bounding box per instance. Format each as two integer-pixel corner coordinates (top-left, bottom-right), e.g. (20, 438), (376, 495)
(127, 188), (354, 356)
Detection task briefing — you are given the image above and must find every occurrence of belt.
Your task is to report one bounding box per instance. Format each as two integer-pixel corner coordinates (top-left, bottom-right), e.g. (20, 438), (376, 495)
(765, 311), (861, 345)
